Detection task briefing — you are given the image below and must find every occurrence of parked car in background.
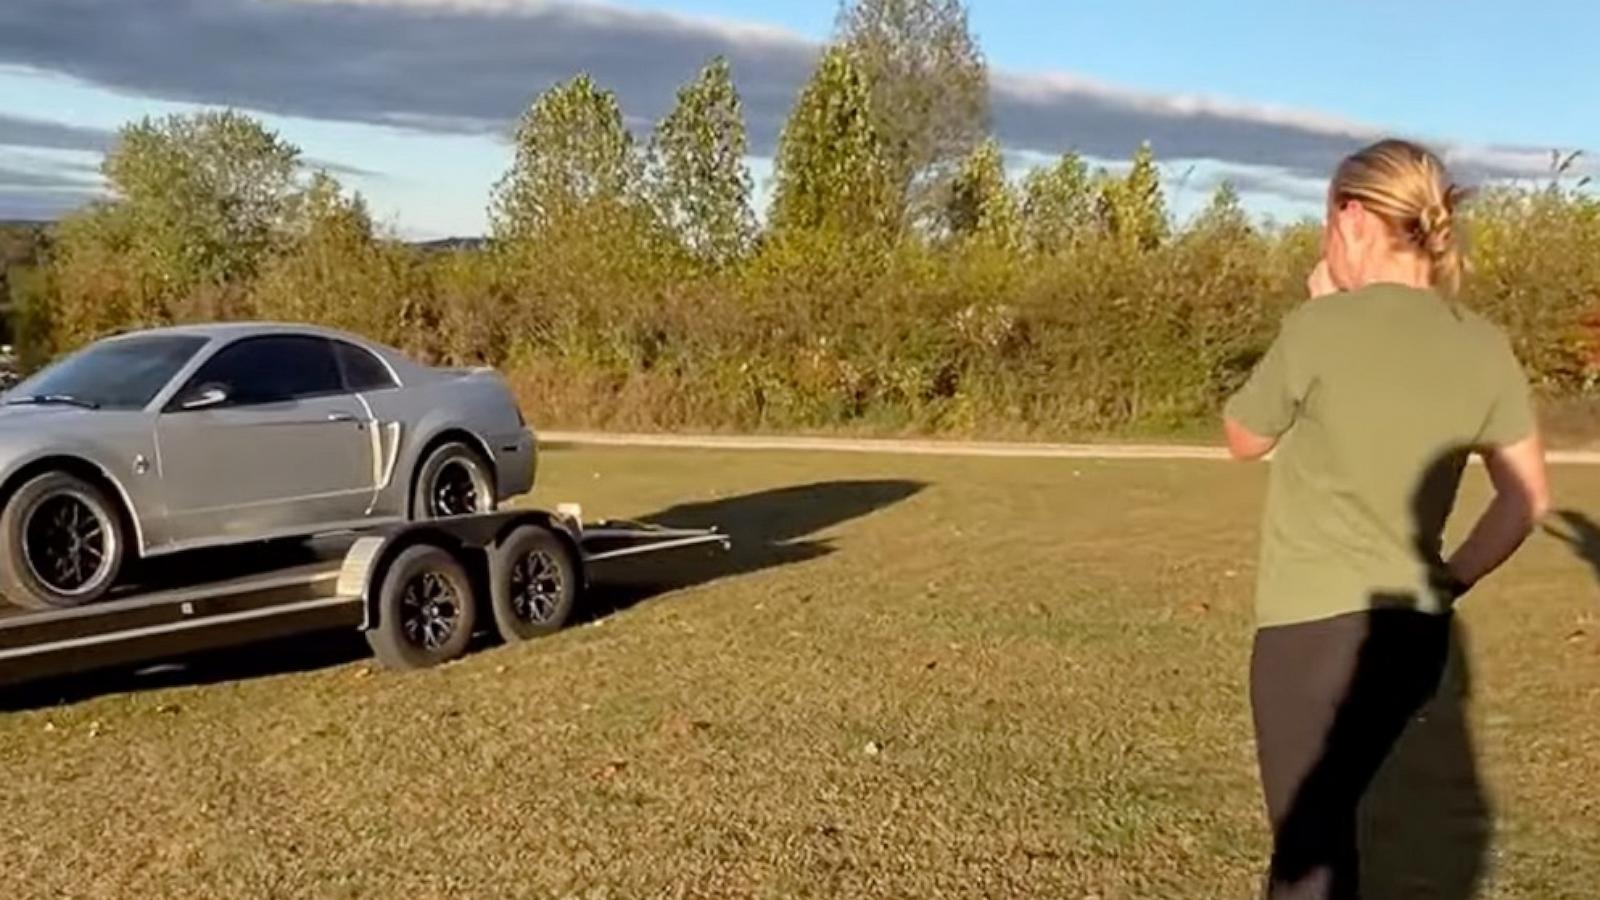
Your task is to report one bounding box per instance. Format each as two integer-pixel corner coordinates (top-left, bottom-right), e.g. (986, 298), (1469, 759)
(0, 322), (536, 609)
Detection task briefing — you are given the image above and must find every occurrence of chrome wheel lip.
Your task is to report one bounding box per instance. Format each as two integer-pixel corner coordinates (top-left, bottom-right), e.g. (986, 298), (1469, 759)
(509, 548), (565, 624)
(399, 570), (463, 650)
(429, 457), (490, 518)
(21, 488), (118, 598)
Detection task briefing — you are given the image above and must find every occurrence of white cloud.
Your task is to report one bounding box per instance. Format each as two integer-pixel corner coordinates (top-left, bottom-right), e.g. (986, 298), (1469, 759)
(0, 112), (112, 153)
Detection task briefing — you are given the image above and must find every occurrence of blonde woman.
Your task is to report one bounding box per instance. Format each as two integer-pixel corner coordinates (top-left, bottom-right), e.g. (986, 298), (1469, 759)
(1223, 139), (1550, 898)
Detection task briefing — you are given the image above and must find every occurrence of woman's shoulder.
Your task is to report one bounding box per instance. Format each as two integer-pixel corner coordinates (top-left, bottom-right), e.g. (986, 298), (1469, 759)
(1447, 302), (1517, 351)
(1276, 292), (1356, 332)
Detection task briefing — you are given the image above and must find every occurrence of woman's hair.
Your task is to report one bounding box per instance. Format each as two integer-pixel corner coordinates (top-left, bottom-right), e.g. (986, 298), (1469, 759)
(1332, 139), (1470, 294)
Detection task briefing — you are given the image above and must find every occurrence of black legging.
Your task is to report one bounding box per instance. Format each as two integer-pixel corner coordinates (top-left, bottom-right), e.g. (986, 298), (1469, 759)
(1250, 608), (1451, 899)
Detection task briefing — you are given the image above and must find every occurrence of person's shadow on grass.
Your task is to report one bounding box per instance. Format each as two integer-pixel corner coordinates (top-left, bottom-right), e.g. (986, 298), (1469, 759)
(1543, 509), (1600, 586)
(1358, 614), (1488, 899)
(1266, 607), (1488, 900)
(2, 479), (925, 711)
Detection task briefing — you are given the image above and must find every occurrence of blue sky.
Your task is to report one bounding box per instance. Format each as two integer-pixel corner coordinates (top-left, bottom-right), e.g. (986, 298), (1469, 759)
(633, 0), (1600, 152)
(1, 0), (1594, 238)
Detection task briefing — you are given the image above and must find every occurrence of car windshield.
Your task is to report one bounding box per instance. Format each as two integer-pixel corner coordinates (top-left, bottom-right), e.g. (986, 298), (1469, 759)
(5, 334), (210, 411)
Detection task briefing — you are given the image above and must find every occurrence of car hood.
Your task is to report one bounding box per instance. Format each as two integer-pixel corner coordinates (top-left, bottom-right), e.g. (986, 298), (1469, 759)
(0, 404), (145, 438)
(0, 404), (97, 426)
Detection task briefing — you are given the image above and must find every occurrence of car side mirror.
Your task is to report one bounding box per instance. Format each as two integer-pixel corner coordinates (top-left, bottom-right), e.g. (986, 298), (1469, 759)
(179, 384), (230, 411)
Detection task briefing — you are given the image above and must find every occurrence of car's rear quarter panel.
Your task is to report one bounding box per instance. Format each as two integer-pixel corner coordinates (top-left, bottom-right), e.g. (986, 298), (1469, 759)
(360, 369), (534, 514)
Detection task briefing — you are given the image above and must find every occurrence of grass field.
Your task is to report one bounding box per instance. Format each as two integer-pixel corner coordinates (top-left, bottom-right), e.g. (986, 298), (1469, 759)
(2, 446), (1598, 898)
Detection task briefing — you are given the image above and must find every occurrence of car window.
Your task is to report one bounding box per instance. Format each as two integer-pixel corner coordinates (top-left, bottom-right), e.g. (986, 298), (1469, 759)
(6, 334), (208, 411)
(179, 335), (345, 407)
(333, 340), (398, 392)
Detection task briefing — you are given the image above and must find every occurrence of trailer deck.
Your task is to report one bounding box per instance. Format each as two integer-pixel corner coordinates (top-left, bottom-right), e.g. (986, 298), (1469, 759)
(1, 509), (729, 690)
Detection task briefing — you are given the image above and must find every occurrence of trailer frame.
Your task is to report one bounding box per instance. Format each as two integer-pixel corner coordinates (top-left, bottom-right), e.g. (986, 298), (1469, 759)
(0, 504), (729, 690)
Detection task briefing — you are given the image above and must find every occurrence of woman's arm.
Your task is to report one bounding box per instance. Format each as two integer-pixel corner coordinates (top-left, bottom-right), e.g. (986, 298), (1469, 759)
(1224, 417), (1278, 461)
(1447, 431), (1551, 590)
(1222, 317), (1308, 460)
(1222, 264), (1331, 460)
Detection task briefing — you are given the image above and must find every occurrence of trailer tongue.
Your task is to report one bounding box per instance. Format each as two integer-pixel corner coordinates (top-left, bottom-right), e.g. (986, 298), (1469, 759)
(0, 507), (728, 689)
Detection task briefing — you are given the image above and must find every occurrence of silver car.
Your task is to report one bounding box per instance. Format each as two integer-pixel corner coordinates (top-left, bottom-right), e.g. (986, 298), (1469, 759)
(0, 322), (536, 609)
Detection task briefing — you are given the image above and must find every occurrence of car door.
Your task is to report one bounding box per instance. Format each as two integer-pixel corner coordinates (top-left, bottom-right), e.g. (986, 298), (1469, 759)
(154, 334), (376, 547)
(330, 338), (406, 515)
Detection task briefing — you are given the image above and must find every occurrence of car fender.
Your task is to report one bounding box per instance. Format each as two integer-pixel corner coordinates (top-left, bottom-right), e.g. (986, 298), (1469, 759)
(405, 413), (497, 471)
(0, 435), (157, 554)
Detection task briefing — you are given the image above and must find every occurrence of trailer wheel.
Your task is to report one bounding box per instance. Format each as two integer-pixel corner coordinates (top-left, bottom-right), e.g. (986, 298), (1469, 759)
(366, 544), (478, 670)
(489, 525), (578, 642)
(0, 471), (126, 610)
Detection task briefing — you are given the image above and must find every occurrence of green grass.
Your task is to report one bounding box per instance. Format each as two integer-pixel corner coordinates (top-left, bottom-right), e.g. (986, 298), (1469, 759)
(2, 447), (1599, 898)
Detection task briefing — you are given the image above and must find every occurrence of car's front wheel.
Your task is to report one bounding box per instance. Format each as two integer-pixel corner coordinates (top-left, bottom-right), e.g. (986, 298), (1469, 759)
(412, 441), (496, 520)
(0, 471), (127, 610)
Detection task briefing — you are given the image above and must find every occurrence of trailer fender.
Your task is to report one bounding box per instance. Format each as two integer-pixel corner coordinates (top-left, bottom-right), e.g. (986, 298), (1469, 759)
(338, 535), (394, 632)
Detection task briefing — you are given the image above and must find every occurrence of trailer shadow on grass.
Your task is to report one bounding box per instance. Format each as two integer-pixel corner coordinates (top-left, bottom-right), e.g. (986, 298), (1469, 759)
(578, 478), (926, 623)
(2, 479), (924, 711)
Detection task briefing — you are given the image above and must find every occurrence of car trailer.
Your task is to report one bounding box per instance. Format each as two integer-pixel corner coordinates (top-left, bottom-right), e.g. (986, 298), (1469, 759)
(0, 507), (729, 690)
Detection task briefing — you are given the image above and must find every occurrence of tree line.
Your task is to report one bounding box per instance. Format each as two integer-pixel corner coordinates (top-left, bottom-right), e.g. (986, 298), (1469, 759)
(5, 0), (1598, 438)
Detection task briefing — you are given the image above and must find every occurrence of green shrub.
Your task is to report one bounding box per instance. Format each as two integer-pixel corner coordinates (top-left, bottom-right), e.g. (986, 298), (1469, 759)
(24, 100), (1600, 442)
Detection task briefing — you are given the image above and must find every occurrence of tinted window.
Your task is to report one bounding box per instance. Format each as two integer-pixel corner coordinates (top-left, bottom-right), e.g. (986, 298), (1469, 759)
(180, 336), (344, 406)
(7, 335), (208, 410)
(334, 340), (398, 392)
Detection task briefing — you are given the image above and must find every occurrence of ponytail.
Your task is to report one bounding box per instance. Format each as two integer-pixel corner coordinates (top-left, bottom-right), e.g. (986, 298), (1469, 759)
(1333, 140), (1471, 295)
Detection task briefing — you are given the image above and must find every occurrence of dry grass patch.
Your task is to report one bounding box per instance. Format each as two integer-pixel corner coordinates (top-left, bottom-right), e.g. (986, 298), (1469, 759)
(2, 447), (1598, 898)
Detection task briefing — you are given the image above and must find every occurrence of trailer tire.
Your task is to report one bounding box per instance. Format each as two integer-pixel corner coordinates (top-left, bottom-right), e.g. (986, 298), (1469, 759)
(489, 525), (578, 642)
(366, 544), (478, 670)
(0, 471), (126, 610)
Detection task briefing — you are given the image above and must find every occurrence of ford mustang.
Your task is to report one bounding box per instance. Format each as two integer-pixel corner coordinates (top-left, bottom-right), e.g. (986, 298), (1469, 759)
(0, 322), (536, 610)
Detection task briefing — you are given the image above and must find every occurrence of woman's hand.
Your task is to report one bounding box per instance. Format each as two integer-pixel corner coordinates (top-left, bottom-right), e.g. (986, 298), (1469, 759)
(1307, 259), (1339, 298)
(1446, 431), (1551, 589)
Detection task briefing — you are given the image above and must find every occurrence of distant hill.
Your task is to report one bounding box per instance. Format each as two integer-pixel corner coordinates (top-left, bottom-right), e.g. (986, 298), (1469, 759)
(409, 236), (488, 253)
(4, 220), (482, 255)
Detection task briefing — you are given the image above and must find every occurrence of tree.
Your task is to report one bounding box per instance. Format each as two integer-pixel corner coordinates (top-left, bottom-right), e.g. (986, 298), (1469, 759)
(491, 74), (644, 244)
(836, 0), (989, 228)
(98, 110), (301, 289)
(1, 223), (48, 348)
(1189, 180), (1250, 237)
(1097, 142), (1169, 250)
(769, 47), (897, 236)
(946, 138), (1020, 248)
(291, 172), (376, 240)
(251, 173), (418, 347)
(646, 57), (757, 269)
(1021, 152), (1096, 253)
(46, 110), (307, 346)
(6, 262), (55, 372)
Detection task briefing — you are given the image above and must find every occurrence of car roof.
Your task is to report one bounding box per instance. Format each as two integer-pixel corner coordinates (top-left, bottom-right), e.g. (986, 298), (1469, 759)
(95, 321), (430, 383)
(106, 321), (386, 347)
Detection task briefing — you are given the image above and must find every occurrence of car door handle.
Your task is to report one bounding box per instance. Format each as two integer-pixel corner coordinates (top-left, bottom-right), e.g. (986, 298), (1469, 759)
(327, 412), (357, 423)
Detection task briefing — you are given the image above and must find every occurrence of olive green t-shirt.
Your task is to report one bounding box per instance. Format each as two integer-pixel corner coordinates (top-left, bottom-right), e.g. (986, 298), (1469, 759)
(1224, 283), (1535, 629)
